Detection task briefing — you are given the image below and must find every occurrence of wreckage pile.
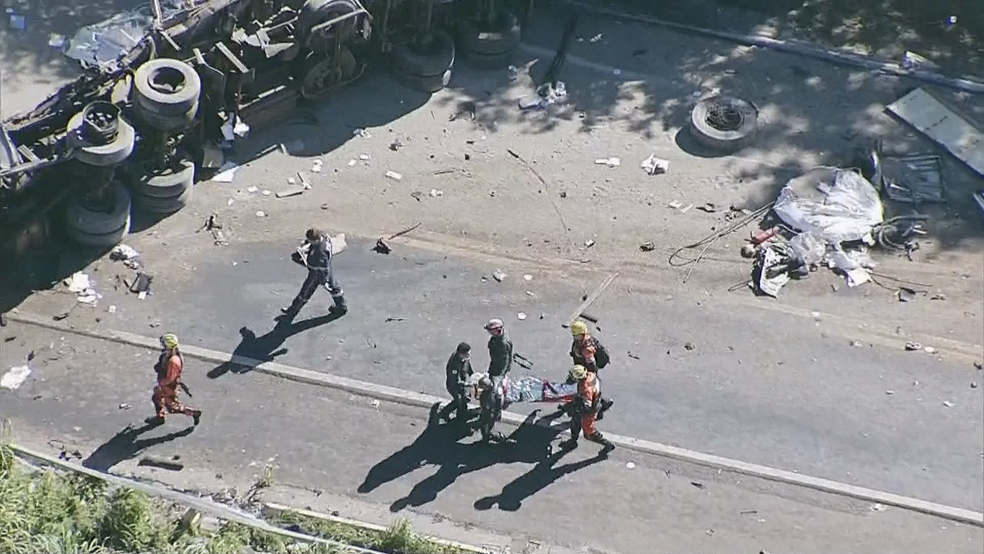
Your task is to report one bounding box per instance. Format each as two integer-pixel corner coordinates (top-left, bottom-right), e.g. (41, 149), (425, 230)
(747, 167), (926, 297)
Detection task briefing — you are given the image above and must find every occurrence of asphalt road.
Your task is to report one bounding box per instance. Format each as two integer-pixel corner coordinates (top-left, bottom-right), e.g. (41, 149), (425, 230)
(2, 326), (981, 554)
(13, 234), (983, 512)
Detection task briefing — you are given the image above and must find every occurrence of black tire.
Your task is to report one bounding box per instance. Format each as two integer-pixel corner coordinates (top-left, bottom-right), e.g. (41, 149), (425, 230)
(65, 182), (131, 237)
(133, 59), (202, 116)
(461, 48), (515, 70)
(130, 156), (195, 199)
(690, 95), (758, 152)
(395, 68), (452, 93)
(132, 185), (193, 214)
(67, 216), (130, 248)
(299, 46), (358, 99)
(67, 111), (135, 167)
(457, 12), (521, 56)
(392, 29), (455, 78)
(297, 0), (359, 48)
(135, 99), (198, 132)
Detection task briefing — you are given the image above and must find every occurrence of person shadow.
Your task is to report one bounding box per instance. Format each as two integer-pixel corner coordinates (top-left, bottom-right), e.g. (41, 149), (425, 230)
(359, 405), (572, 512)
(82, 420), (196, 472)
(207, 312), (341, 379)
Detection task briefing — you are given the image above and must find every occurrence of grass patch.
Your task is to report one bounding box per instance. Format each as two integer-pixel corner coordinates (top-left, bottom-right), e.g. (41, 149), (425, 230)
(275, 511), (472, 554)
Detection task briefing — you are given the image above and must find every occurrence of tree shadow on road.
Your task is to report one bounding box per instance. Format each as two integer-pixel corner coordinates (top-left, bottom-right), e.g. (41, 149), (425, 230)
(82, 420), (195, 472)
(207, 313), (341, 379)
(359, 405), (578, 512)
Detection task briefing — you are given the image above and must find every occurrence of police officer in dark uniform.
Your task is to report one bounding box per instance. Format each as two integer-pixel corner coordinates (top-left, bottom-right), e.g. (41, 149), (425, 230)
(282, 228), (347, 319)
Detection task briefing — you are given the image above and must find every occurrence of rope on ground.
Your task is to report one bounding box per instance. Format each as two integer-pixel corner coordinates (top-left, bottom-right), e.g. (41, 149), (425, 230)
(669, 203), (774, 283)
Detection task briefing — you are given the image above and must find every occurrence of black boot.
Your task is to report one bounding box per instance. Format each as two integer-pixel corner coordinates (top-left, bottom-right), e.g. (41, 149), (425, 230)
(597, 398), (614, 420)
(329, 294), (348, 315)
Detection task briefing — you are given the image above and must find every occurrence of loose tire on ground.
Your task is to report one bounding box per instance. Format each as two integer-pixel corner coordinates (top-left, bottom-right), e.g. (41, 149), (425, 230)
(65, 182), (132, 247)
(392, 29), (455, 79)
(457, 12), (521, 56)
(689, 95), (758, 152)
(133, 59), (202, 116)
(67, 111), (135, 167)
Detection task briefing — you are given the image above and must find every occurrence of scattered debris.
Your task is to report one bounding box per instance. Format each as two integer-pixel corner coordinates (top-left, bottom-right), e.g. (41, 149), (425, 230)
(347, 159), (357, 167)
(886, 88), (984, 178)
(66, 272), (92, 293)
(897, 287), (917, 303)
(275, 189), (304, 198)
(942, 400), (954, 408)
(119, 403), (131, 410)
(695, 202), (717, 213)
(640, 241), (656, 252)
(870, 503), (888, 512)
(641, 154), (669, 175)
(625, 462), (636, 469)
(519, 81), (567, 110)
(129, 272), (153, 294)
(972, 382), (978, 389)
(684, 342), (697, 351)
(353, 128), (371, 138)
(0, 312), (6, 327)
(110, 244), (140, 268)
(579, 312), (599, 323)
(753, 244), (791, 297)
(690, 481), (704, 489)
(385, 170), (403, 181)
(905, 341), (921, 351)
(668, 200), (693, 213)
(198, 214), (227, 245)
(517, 312), (527, 321)
(879, 153), (945, 204)
(1, 365), (31, 390)
(211, 161), (239, 183)
(594, 157), (621, 168)
(931, 292), (946, 301)
(902, 51), (940, 71)
(885, 390), (895, 395)
(372, 222), (421, 255)
(369, 399), (380, 409)
(262, 189), (272, 196)
(390, 138), (405, 151)
(924, 346), (937, 354)
(384, 317), (406, 323)
(429, 189), (443, 197)
(740, 244), (757, 258)
(312, 159), (324, 173)
(584, 239), (596, 248)
(492, 270), (507, 283)
(850, 340), (863, 347)
(255, 211), (267, 217)
(523, 274), (533, 282)
(139, 456), (184, 471)
(562, 273), (619, 329)
(297, 172), (311, 190)
(359, 154), (371, 161)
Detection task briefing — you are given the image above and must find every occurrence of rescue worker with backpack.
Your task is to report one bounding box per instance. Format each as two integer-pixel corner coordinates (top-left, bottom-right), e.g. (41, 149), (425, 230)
(151, 333), (202, 426)
(559, 364), (615, 453)
(569, 320), (614, 419)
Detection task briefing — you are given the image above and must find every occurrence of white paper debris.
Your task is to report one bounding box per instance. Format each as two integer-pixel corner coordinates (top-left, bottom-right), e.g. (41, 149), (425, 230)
(226, 198), (234, 206)
(353, 128), (371, 138)
(287, 177), (296, 185)
(641, 154), (669, 175)
(359, 154), (371, 161)
(262, 189), (272, 196)
(312, 160), (323, 173)
(523, 274), (533, 281)
(112, 244), (138, 260)
(78, 293), (98, 304)
(256, 211), (266, 217)
(517, 312), (527, 320)
(211, 162), (240, 183)
(137, 291), (148, 300)
(594, 157), (621, 167)
(1, 366), (31, 390)
(108, 305), (117, 314)
(625, 462), (636, 469)
(246, 186), (259, 193)
(429, 189), (443, 197)
(385, 170), (403, 181)
(233, 118), (250, 138)
(347, 159), (357, 167)
(66, 272), (91, 292)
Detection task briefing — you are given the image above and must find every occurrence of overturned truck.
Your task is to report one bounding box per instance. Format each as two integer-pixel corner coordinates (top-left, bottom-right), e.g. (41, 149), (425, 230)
(0, 0), (529, 274)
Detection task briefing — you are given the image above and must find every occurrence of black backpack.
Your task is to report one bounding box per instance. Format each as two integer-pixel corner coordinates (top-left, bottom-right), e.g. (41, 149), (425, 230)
(593, 338), (610, 369)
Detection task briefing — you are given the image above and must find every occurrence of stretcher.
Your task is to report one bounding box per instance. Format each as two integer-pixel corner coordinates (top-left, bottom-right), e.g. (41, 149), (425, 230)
(466, 373), (577, 406)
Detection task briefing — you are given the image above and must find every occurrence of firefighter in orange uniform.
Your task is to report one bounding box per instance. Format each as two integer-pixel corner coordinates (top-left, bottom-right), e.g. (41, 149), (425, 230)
(559, 364), (614, 453)
(151, 334), (202, 425)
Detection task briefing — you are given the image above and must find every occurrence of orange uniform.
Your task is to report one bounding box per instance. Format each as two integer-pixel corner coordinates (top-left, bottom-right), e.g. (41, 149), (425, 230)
(571, 334), (598, 372)
(576, 372), (601, 436)
(152, 352), (199, 421)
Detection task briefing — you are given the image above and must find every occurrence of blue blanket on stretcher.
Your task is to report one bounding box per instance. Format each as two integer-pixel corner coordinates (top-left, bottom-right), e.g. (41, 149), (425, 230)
(501, 376), (577, 404)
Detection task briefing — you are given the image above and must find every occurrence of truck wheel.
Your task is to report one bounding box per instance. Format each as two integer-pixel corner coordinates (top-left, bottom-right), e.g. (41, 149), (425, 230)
(689, 95), (758, 152)
(299, 46), (357, 99)
(135, 100), (198, 132)
(67, 110), (135, 167)
(457, 12), (521, 57)
(133, 59), (202, 116)
(298, 0), (359, 49)
(461, 48), (515, 70)
(65, 182), (132, 247)
(393, 29), (455, 92)
(128, 154), (195, 214)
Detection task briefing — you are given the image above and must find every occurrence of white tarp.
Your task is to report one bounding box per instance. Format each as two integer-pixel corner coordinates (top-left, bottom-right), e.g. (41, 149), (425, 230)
(774, 167), (884, 244)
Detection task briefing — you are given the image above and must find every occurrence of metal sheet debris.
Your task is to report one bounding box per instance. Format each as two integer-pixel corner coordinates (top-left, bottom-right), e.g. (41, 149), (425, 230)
(886, 88), (984, 177)
(211, 162), (240, 183)
(881, 154), (945, 203)
(641, 154), (669, 175)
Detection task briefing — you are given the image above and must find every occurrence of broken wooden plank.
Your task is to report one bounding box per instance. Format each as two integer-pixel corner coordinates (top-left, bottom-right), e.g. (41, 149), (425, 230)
(886, 88), (984, 177)
(563, 273), (618, 328)
(275, 189), (304, 198)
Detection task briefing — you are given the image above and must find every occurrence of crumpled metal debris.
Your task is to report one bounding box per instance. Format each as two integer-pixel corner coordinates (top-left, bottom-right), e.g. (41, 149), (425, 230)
(1, 365), (31, 390)
(64, 2), (186, 70)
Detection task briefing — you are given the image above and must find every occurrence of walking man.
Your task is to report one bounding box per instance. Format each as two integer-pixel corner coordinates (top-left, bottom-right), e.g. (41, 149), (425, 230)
(440, 342), (474, 422)
(485, 318), (513, 386)
(559, 365), (614, 453)
(569, 320), (614, 418)
(151, 333), (202, 425)
(282, 228), (347, 319)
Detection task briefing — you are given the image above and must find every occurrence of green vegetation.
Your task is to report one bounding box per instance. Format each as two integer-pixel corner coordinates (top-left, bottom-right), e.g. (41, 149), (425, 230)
(0, 439), (473, 554)
(275, 511), (472, 554)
